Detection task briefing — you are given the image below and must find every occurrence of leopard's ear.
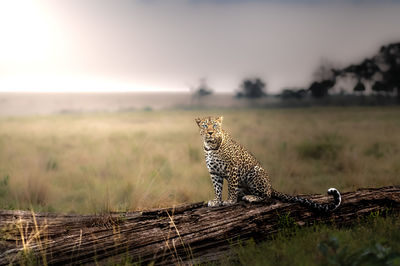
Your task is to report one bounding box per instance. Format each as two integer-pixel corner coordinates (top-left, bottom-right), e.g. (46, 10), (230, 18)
(216, 116), (223, 124)
(195, 117), (202, 127)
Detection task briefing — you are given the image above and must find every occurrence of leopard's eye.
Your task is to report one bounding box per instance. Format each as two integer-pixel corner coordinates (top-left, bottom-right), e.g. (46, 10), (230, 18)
(213, 124), (218, 129)
(202, 124), (207, 129)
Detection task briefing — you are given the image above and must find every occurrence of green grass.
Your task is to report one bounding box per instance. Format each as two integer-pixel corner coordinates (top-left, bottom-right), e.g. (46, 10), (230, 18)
(0, 106), (399, 213)
(222, 215), (400, 266)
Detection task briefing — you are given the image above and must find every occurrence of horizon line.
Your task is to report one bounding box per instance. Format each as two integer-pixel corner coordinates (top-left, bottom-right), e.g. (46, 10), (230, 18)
(0, 90), (237, 94)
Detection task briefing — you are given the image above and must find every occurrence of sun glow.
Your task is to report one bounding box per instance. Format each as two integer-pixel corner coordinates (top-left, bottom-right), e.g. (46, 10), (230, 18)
(0, 0), (77, 92)
(0, 1), (63, 67)
(0, 1), (170, 93)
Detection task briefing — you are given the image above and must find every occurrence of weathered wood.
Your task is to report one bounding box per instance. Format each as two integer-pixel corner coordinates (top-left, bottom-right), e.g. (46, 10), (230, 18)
(0, 186), (399, 265)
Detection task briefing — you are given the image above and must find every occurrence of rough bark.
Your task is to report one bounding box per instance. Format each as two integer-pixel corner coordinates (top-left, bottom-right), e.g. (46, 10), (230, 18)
(0, 186), (399, 265)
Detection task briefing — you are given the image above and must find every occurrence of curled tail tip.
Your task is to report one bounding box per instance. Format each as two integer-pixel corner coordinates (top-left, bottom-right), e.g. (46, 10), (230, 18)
(327, 187), (340, 195)
(327, 187), (341, 210)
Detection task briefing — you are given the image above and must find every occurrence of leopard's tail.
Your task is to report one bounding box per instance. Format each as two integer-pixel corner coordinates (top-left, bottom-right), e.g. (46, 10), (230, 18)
(271, 188), (341, 212)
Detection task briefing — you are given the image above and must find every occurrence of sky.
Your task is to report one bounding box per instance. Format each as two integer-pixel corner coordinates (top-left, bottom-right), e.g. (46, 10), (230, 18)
(0, 0), (400, 93)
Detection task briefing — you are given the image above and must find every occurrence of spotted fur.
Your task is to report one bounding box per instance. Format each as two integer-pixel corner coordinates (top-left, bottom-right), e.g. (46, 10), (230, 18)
(195, 116), (341, 212)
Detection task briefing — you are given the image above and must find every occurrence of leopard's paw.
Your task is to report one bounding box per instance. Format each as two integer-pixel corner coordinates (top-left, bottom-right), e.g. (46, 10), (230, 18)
(242, 195), (264, 203)
(222, 200), (236, 206)
(207, 199), (222, 207)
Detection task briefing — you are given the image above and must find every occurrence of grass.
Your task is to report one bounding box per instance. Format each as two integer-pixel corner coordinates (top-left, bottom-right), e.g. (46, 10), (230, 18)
(222, 214), (400, 266)
(296, 133), (344, 160)
(1, 210), (51, 266)
(0, 106), (399, 213)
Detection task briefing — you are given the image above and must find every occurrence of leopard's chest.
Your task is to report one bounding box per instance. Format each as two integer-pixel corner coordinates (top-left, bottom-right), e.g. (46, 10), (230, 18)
(205, 150), (229, 175)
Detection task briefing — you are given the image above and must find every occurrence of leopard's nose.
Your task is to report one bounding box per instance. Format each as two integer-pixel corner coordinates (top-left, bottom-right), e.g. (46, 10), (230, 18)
(207, 131), (213, 136)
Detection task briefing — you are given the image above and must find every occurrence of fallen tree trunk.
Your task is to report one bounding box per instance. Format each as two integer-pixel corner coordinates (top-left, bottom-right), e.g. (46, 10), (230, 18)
(0, 186), (399, 265)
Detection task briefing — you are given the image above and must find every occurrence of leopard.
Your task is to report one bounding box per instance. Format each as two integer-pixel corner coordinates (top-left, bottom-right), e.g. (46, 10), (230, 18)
(195, 116), (341, 212)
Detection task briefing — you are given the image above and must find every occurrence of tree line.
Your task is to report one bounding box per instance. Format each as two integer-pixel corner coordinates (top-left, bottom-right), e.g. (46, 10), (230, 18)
(192, 42), (400, 102)
(191, 77), (267, 99)
(311, 42), (400, 100)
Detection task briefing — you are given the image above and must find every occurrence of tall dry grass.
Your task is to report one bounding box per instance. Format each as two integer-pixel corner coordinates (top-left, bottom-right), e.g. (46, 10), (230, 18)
(0, 107), (399, 213)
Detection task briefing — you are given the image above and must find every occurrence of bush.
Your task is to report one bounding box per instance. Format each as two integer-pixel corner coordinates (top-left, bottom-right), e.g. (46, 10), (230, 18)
(364, 142), (394, 159)
(297, 133), (344, 160)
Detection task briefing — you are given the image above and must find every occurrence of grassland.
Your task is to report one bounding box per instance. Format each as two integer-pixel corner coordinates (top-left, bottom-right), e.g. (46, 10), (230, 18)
(0, 106), (399, 213)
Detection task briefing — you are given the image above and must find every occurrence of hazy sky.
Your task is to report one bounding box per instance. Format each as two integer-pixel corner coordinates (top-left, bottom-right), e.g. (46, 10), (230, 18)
(0, 0), (400, 93)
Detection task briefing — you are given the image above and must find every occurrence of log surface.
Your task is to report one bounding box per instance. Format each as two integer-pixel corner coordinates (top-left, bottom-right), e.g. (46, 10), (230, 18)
(0, 186), (399, 265)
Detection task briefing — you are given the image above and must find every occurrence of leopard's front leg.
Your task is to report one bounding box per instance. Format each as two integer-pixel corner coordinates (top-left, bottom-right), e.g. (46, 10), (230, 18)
(208, 173), (223, 207)
(223, 170), (239, 206)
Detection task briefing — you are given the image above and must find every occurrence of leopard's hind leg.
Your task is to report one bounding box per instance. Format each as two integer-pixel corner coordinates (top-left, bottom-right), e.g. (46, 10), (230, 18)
(244, 166), (272, 202)
(237, 186), (265, 203)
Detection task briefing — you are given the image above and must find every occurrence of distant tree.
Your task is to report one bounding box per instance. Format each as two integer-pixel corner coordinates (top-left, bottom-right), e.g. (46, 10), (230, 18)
(377, 43), (400, 100)
(309, 59), (337, 98)
(335, 42), (400, 101)
(353, 80), (366, 94)
(308, 80), (335, 98)
(312, 58), (336, 82)
(336, 59), (380, 95)
(191, 78), (213, 98)
(340, 59), (380, 81)
(280, 88), (307, 99)
(236, 78), (267, 98)
(371, 81), (391, 94)
(195, 87), (213, 97)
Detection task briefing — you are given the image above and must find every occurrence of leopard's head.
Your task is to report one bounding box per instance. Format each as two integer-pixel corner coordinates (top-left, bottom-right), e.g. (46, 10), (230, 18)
(195, 116), (224, 149)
